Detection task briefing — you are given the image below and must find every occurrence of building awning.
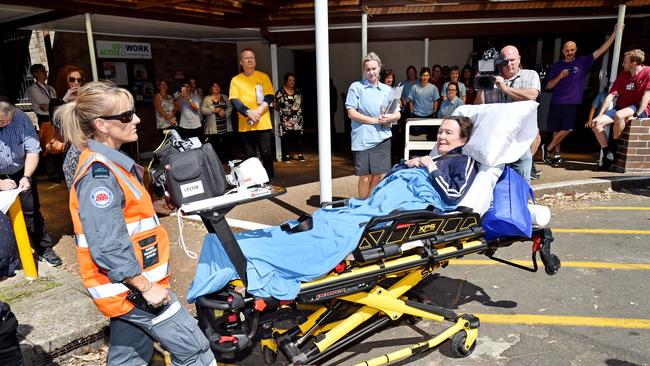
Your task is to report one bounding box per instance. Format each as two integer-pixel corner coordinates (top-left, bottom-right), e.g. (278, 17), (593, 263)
(1, 1), (649, 44)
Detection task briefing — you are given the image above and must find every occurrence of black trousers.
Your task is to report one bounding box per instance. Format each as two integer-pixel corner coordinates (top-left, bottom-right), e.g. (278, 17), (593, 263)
(206, 132), (233, 163)
(281, 130), (304, 157)
(7, 170), (53, 254)
(242, 130), (275, 179)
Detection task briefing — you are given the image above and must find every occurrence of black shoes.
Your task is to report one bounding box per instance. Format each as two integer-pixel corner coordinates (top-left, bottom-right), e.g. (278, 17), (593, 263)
(550, 152), (562, 164)
(599, 150), (615, 171)
(39, 248), (62, 267)
(531, 164), (543, 180)
(541, 144), (549, 163)
(282, 155), (291, 163)
(298, 154), (305, 162)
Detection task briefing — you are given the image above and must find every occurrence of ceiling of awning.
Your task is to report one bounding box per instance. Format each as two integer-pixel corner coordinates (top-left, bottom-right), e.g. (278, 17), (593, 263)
(1, 0), (649, 45)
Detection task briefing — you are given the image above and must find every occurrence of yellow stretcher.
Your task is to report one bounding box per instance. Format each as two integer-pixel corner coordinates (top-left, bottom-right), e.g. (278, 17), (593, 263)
(192, 194), (561, 366)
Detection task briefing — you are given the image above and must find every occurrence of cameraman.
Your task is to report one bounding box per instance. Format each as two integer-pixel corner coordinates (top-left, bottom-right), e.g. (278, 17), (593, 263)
(475, 45), (541, 182)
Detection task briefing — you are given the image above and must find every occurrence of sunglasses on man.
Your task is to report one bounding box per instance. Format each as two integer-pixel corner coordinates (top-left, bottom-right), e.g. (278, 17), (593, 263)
(99, 108), (136, 123)
(68, 77), (83, 83)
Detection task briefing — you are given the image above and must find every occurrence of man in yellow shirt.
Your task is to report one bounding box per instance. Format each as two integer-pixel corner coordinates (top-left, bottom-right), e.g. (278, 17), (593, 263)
(229, 49), (276, 178)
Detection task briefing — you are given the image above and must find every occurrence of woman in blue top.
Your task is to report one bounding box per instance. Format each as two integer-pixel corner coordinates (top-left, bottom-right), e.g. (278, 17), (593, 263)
(438, 81), (465, 118)
(408, 67), (440, 118)
(345, 52), (401, 199)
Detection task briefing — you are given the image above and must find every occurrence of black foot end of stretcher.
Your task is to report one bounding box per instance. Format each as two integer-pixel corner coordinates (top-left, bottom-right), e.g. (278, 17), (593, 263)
(191, 197), (560, 365)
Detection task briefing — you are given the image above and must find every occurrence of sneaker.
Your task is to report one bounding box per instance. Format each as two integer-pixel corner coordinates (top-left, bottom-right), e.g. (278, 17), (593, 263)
(540, 144), (549, 163)
(39, 248), (62, 267)
(282, 155), (291, 163)
(550, 152), (563, 164)
(599, 151), (615, 171)
(298, 154), (305, 162)
(531, 164), (543, 178)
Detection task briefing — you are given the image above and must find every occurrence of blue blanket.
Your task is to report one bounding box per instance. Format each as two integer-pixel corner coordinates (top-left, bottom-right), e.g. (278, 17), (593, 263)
(187, 168), (457, 302)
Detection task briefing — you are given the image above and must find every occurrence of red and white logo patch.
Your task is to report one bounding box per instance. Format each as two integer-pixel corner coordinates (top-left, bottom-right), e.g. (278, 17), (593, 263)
(90, 187), (114, 208)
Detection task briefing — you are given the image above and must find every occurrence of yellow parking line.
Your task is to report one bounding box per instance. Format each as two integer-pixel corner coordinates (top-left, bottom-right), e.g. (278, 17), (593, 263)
(577, 206), (650, 211)
(448, 259), (650, 270)
(474, 313), (650, 329)
(553, 228), (650, 235)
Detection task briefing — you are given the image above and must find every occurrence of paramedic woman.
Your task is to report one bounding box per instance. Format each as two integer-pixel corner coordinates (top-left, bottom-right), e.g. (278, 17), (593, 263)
(55, 81), (216, 366)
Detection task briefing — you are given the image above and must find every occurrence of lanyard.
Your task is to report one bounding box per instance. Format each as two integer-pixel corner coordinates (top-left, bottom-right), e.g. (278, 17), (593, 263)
(35, 82), (54, 100)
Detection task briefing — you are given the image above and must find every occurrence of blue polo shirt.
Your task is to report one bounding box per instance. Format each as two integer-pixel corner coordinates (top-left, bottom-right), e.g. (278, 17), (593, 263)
(408, 82), (440, 117)
(0, 109), (41, 175)
(345, 79), (393, 151)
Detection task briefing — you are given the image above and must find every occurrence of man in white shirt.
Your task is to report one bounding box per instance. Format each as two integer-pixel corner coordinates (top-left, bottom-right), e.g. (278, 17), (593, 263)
(26, 64), (56, 124)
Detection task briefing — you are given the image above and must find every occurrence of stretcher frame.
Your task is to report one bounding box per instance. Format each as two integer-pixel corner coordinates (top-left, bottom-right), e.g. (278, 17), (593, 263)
(189, 190), (560, 366)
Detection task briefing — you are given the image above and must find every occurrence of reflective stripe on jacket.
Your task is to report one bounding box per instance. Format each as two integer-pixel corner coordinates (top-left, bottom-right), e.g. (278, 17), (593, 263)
(70, 148), (171, 317)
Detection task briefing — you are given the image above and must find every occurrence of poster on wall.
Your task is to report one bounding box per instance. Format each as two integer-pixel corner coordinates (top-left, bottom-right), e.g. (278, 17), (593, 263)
(96, 41), (152, 59)
(103, 62), (128, 85)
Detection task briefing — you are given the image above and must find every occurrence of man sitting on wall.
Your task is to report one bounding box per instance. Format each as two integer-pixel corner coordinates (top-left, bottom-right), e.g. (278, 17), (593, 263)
(589, 49), (650, 170)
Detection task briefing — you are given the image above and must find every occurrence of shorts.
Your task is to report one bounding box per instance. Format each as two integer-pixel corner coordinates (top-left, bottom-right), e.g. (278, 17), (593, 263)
(353, 138), (391, 176)
(604, 105), (648, 120)
(547, 104), (578, 132)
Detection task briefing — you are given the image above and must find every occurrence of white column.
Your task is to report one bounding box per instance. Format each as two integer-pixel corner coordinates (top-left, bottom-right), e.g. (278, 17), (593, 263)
(553, 37), (562, 62)
(270, 43), (282, 161)
(424, 38), (429, 67)
(535, 38), (543, 67)
(85, 13), (98, 81)
(361, 12), (367, 78)
(609, 5), (626, 88)
(315, 0), (332, 203)
(599, 46), (610, 92)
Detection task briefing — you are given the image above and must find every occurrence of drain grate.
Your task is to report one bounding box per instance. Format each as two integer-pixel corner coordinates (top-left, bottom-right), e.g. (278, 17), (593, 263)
(30, 328), (108, 366)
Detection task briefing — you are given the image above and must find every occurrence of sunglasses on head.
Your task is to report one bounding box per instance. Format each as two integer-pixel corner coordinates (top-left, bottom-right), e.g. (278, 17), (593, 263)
(99, 108), (136, 123)
(68, 77), (83, 83)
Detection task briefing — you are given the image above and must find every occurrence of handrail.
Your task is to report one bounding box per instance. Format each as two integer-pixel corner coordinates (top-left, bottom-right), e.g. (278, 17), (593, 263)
(403, 118), (443, 159)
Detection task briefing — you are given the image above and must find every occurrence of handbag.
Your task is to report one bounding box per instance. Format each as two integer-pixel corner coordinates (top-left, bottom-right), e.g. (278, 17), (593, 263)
(39, 121), (66, 156)
(482, 166), (534, 240)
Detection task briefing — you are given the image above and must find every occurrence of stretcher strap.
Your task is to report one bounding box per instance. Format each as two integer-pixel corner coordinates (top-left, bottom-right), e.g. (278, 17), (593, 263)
(280, 214), (313, 234)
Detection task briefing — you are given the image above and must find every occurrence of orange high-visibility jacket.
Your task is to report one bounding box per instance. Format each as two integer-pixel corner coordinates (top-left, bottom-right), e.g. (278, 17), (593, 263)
(70, 148), (170, 317)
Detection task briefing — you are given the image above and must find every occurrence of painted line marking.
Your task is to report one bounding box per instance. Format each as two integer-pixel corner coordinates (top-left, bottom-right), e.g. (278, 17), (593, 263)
(474, 314), (650, 329)
(553, 228), (650, 235)
(577, 206), (650, 211)
(447, 259), (650, 270)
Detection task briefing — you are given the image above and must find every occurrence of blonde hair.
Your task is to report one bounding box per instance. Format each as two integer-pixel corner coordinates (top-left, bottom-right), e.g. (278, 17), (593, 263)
(54, 81), (134, 147)
(362, 52), (382, 69)
(624, 49), (645, 64)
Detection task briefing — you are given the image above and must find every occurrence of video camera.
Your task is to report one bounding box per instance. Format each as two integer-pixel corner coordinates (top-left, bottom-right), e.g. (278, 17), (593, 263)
(474, 48), (509, 90)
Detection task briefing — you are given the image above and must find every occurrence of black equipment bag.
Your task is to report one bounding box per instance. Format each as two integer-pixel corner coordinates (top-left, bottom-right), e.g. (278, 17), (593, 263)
(165, 143), (228, 207)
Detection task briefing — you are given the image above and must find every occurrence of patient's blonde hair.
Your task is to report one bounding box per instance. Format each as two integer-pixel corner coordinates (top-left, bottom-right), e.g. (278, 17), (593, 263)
(55, 81), (134, 147)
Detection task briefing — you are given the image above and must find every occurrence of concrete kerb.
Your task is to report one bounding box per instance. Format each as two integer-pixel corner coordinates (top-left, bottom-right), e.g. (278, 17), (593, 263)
(533, 176), (650, 196)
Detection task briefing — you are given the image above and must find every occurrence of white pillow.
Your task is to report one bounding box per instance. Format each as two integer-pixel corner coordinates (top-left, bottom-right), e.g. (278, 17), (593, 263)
(453, 101), (539, 166)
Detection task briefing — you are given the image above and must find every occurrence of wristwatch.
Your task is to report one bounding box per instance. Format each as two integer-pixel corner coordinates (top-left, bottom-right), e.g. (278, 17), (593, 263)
(22, 175), (32, 183)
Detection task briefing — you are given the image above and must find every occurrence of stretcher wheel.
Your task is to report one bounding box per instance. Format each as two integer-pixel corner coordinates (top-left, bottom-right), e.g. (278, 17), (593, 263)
(262, 345), (277, 364)
(448, 330), (476, 358)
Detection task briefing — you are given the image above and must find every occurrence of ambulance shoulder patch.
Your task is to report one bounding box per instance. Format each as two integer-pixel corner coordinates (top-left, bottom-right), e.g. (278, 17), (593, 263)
(90, 186), (114, 208)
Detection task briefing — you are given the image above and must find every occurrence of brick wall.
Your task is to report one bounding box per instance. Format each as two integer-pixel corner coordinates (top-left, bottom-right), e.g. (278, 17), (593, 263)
(50, 32), (239, 152)
(614, 118), (650, 172)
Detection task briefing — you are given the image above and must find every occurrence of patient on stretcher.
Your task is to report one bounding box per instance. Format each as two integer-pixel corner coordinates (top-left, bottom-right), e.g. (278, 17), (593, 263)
(188, 116), (478, 302)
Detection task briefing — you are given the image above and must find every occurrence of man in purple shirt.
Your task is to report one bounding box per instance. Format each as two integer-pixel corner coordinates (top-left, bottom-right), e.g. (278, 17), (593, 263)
(542, 25), (620, 164)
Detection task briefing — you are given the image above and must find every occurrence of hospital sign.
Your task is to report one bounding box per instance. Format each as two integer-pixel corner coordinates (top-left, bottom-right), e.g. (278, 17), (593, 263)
(96, 41), (152, 59)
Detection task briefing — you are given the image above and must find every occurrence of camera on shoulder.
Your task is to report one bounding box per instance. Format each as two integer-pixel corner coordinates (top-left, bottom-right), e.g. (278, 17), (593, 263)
(474, 48), (509, 90)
